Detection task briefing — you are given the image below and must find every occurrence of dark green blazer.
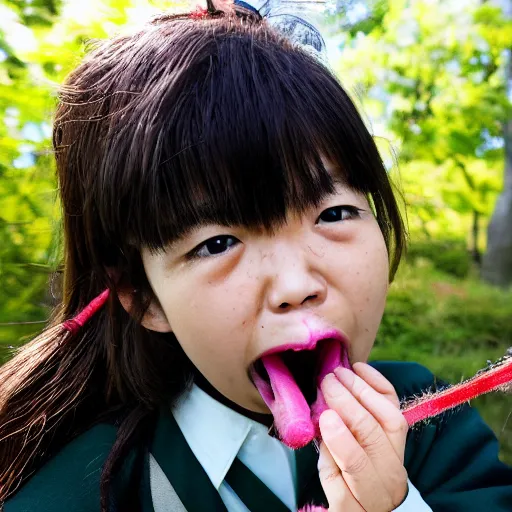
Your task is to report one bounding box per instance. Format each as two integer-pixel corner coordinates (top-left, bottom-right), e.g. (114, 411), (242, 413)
(4, 362), (512, 511)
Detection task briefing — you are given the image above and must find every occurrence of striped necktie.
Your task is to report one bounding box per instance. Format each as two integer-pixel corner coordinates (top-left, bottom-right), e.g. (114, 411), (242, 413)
(223, 442), (327, 511)
(225, 456), (290, 511)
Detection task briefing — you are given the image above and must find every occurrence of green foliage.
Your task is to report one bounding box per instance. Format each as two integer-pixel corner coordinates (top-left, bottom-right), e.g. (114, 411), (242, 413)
(334, 0), (389, 37)
(406, 239), (472, 278)
(5, 0), (62, 26)
(0, 0), (62, 358)
(381, 265), (512, 361)
(333, 0), (511, 241)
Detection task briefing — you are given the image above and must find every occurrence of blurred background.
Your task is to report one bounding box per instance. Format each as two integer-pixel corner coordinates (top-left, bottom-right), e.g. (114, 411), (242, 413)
(0, 0), (511, 463)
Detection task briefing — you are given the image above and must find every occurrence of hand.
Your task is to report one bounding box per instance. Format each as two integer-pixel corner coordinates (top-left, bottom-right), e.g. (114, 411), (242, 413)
(317, 363), (409, 512)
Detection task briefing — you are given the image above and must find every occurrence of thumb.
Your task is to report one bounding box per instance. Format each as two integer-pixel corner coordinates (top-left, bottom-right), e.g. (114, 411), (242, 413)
(317, 442), (364, 512)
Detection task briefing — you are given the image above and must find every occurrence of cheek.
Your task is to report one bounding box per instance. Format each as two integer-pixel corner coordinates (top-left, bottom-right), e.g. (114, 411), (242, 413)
(363, 242), (389, 305)
(157, 277), (265, 409)
(347, 232), (390, 359)
(159, 279), (253, 364)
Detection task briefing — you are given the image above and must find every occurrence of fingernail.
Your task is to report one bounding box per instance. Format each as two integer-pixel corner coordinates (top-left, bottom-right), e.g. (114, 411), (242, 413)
(321, 373), (342, 398)
(321, 372), (337, 389)
(334, 367), (355, 387)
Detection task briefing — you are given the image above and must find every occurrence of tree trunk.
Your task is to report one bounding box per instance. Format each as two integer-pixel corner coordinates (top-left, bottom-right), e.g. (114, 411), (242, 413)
(481, 0), (512, 285)
(472, 210), (481, 265)
(481, 54), (512, 285)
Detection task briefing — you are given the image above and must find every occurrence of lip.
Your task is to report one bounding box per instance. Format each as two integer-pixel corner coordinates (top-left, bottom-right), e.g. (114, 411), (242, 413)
(255, 328), (349, 361)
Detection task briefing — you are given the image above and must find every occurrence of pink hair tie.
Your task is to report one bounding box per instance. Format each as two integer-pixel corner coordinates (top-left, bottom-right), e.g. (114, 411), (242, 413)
(189, 5), (209, 19)
(62, 289), (110, 335)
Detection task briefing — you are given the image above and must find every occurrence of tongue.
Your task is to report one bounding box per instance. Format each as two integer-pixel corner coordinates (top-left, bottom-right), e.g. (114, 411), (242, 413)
(253, 341), (349, 449)
(259, 354), (315, 449)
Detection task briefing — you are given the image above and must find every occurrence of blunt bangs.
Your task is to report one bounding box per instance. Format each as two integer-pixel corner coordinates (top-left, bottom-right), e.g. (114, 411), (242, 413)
(56, 12), (405, 275)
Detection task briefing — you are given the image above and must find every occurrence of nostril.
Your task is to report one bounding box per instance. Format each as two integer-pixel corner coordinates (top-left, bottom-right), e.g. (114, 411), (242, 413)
(278, 295), (318, 309)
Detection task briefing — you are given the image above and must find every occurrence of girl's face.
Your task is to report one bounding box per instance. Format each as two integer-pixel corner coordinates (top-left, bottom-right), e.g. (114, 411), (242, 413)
(141, 177), (389, 413)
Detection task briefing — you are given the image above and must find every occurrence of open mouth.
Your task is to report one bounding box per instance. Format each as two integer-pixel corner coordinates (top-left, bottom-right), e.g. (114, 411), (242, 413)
(250, 338), (350, 449)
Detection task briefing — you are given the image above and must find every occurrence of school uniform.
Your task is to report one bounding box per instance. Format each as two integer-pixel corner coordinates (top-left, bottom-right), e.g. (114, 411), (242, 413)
(4, 362), (512, 511)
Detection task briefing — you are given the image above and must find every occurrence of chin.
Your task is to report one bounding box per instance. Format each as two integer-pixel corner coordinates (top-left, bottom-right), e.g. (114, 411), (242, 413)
(242, 390), (272, 414)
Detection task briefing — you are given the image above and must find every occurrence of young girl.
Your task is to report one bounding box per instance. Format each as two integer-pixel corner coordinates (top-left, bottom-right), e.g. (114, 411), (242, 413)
(1, 2), (511, 511)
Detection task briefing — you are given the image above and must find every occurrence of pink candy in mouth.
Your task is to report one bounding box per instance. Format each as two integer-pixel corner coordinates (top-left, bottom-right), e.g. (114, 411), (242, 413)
(251, 338), (351, 449)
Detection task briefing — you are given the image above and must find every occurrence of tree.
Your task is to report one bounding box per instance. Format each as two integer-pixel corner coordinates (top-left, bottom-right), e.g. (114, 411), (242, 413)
(330, 0), (512, 262)
(0, 0), (64, 355)
(482, 0), (512, 286)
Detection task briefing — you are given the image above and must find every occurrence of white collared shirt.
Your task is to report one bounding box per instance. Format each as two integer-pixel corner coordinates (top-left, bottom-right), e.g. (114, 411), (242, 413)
(168, 384), (432, 512)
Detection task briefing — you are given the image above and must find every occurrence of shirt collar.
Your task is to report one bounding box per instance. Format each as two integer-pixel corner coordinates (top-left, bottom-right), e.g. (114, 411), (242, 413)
(171, 384), (257, 489)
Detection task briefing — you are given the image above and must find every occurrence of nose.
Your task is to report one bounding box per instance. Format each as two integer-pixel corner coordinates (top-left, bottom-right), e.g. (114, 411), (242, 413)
(266, 247), (327, 312)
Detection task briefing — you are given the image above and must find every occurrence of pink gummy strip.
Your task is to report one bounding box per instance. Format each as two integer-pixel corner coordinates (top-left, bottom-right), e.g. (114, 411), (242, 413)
(262, 354), (315, 448)
(316, 339), (342, 386)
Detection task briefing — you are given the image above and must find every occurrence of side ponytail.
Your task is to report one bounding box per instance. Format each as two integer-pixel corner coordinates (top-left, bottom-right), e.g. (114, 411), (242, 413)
(0, 280), (191, 508)
(0, 289), (111, 500)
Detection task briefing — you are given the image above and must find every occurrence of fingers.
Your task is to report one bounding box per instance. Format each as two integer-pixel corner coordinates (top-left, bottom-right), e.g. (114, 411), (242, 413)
(319, 366), (409, 510)
(321, 372), (404, 469)
(335, 365), (409, 462)
(320, 411), (390, 511)
(317, 435), (365, 512)
(352, 362), (401, 409)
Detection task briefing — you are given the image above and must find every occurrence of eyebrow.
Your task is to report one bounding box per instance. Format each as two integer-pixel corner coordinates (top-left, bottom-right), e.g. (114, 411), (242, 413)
(331, 175), (352, 190)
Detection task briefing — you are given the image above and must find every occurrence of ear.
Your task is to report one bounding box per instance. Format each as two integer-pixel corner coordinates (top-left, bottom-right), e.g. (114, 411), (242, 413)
(117, 288), (172, 333)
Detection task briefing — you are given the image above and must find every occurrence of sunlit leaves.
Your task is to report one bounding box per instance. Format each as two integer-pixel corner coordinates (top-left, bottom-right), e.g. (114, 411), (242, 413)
(333, 0), (510, 241)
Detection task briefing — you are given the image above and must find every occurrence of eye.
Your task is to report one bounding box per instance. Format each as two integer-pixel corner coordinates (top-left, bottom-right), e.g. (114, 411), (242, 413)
(191, 235), (240, 259)
(317, 205), (362, 224)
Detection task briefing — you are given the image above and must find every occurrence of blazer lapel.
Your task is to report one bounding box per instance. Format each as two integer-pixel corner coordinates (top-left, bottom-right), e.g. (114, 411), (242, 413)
(149, 406), (227, 512)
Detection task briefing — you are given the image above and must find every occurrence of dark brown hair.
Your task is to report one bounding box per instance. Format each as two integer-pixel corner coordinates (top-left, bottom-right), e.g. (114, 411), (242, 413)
(0, 6), (406, 509)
